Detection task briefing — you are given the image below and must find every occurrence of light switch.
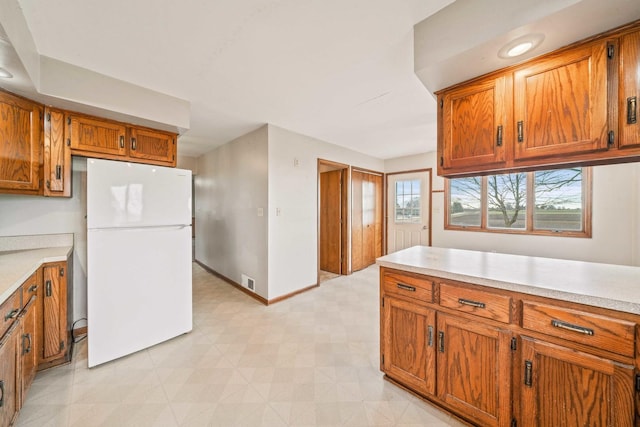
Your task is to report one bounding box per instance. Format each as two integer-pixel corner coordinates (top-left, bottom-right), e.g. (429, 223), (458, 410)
(257, 208), (264, 217)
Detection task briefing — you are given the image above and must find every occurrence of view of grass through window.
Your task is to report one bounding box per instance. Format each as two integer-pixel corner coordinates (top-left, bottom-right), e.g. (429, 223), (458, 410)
(448, 168), (586, 235)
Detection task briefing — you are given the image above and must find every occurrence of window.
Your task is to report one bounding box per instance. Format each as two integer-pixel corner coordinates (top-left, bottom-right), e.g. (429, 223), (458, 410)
(446, 168), (591, 237)
(395, 179), (421, 223)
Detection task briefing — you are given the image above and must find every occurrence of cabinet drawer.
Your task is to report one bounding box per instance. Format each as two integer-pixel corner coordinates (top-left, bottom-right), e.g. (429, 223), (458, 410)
(439, 283), (512, 323)
(21, 271), (39, 308)
(0, 291), (21, 338)
(382, 271), (433, 303)
(522, 301), (636, 357)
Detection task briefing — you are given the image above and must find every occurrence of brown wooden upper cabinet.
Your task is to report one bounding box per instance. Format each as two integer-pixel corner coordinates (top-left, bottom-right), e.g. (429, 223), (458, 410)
(67, 113), (176, 167)
(0, 90), (42, 194)
(440, 75), (509, 171)
(436, 19), (640, 177)
(619, 28), (640, 150)
(513, 41), (608, 161)
(43, 108), (71, 197)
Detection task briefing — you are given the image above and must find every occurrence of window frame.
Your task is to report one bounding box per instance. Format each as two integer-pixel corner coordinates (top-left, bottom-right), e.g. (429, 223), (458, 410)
(444, 167), (592, 238)
(394, 178), (422, 224)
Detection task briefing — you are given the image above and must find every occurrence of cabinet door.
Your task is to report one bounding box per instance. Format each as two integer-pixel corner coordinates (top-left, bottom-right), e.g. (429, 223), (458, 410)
(0, 90), (42, 192)
(0, 322), (18, 427)
(43, 108), (71, 197)
(619, 29), (640, 149)
(18, 297), (37, 410)
(381, 296), (436, 396)
(436, 314), (512, 427)
(128, 127), (176, 165)
(440, 75), (509, 171)
(514, 41), (609, 160)
(520, 337), (635, 427)
(41, 263), (67, 363)
(68, 114), (127, 157)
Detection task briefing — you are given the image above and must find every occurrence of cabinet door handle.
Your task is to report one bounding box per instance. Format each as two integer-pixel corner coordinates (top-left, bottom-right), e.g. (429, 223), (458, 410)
(458, 298), (486, 309)
(396, 283), (416, 292)
(55, 165), (62, 180)
(524, 360), (533, 387)
(28, 285), (37, 293)
(551, 319), (594, 336)
(628, 96), (637, 124)
(131, 137), (137, 151)
(46, 280), (52, 297)
(517, 121), (524, 142)
(22, 333), (32, 354)
(438, 331), (445, 353)
(4, 309), (19, 321)
(0, 380), (4, 407)
(496, 125), (503, 147)
(427, 326), (433, 347)
(119, 135), (125, 148)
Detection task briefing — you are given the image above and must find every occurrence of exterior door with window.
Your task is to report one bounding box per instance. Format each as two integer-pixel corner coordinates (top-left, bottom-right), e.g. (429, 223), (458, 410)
(387, 171), (430, 254)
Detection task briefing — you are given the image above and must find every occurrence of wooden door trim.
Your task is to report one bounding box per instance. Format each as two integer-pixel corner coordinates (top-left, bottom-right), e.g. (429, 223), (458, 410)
(385, 168), (433, 254)
(317, 159), (350, 283)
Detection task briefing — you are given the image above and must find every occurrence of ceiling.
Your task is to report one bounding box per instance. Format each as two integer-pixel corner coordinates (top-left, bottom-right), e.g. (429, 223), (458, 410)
(1, 0), (639, 160)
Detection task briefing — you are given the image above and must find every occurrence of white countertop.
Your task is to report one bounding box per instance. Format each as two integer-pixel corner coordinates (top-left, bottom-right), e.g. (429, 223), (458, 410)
(0, 234), (73, 303)
(377, 246), (640, 315)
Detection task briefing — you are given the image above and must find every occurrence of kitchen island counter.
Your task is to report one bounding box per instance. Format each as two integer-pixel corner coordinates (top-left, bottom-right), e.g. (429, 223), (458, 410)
(377, 246), (640, 315)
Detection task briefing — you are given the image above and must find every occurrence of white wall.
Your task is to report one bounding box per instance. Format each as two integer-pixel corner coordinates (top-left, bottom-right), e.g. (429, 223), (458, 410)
(412, 151), (640, 266)
(177, 154), (198, 174)
(267, 125), (384, 299)
(195, 125), (269, 299)
(385, 153), (432, 173)
(0, 157), (88, 322)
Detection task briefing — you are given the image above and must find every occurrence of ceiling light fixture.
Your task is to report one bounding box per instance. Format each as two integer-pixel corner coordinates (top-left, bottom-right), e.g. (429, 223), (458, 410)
(498, 34), (545, 59)
(0, 67), (13, 78)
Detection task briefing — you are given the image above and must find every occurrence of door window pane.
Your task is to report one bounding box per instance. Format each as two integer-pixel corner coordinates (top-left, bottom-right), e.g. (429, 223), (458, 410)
(449, 177), (481, 227)
(534, 169), (583, 231)
(487, 173), (527, 229)
(395, 180), (421, 223)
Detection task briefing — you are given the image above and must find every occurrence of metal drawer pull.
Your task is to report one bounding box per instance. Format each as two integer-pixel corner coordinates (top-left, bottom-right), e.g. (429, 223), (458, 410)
(28, 285), (37, 293)
(22, 333), (32, 354)
(551, 319), (594, 336)
(628, 96), (637, 124)
(458, 298), (486, 309)
(4, 309), (19, 321)
(396, 283), (416, 292)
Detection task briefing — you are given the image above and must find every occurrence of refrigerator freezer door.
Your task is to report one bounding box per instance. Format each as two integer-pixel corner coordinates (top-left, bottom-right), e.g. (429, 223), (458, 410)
(87, 226), (192, 367)
(87, 158), (192, 229)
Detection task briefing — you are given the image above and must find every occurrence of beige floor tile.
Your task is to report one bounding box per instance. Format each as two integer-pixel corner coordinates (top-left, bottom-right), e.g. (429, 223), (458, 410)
(15, 263), (466, 427)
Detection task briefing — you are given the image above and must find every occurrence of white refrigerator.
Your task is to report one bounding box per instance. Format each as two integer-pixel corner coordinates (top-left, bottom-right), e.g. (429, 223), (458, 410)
(87, 158), (192, 367)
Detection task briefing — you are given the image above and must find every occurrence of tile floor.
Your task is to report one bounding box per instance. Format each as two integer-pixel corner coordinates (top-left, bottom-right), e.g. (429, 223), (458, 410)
(16, 263), (466, 427)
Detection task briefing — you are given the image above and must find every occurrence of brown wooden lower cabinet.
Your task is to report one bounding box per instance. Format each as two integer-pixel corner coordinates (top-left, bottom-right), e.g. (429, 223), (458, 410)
(519, 337), (635, 427)
(0, 259), (70, 427)
(379, 266), (640, 427)
(381, 296), (436, 396)
(436, 314), (512, 427)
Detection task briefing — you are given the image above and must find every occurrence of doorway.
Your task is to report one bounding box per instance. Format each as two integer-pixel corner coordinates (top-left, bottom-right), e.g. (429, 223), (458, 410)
(386, 169), (432, 254)
(351, 168), (384, 272)
(318, 159), (349, 282)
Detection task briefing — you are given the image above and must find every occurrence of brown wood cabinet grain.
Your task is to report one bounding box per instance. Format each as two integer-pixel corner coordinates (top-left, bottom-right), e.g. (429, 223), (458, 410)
(440, 75), (509, 171)
(379, 266), (640, 426)
(436, 19), (640, 177)
(351, 170), (383, 272)
(513, 41), (609, 161)
(18, 296), (37, 410)
(67, 114), (127, 157)
(519, 337), (635, 427)
(129, 127), (176, 164)
(0, 90), (42, 193)
(40, 262), (68, 364)
(619, 29), (640, 150)
(381, 295), (436, 396)
(436, 313), (512, 427)
(0, 322), (18, 427)
(43, 108), (71, 197)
